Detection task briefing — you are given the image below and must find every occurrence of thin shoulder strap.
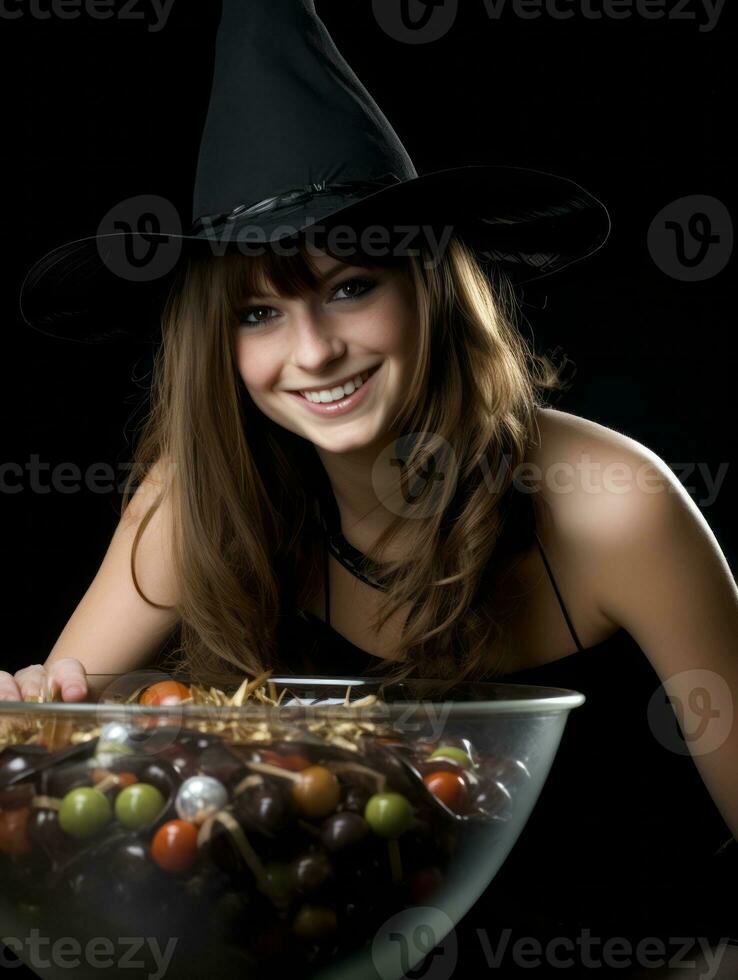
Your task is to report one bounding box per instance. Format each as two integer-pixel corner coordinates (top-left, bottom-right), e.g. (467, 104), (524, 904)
(534, 533), (584, 652)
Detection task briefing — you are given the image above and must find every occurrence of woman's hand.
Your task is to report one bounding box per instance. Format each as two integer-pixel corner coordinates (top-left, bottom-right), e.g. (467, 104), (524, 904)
(0, 658), (89, 702)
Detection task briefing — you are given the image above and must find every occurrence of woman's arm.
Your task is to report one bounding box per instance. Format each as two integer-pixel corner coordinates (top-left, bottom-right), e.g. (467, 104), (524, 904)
(582, 440), (738, 841)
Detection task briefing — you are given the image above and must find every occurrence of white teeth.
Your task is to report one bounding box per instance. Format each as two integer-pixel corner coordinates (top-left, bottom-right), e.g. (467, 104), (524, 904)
(301, 369), (372, 403)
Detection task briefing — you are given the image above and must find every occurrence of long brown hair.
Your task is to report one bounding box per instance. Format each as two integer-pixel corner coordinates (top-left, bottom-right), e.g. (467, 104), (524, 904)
(120, 235), (568, 692)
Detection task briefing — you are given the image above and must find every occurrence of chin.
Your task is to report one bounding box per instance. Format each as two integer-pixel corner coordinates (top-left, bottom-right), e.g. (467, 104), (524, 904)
(309, 424), (384, 455)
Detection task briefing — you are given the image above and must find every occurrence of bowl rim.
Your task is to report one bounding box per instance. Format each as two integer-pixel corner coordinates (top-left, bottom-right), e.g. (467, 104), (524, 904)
(0, 674), (586, 718)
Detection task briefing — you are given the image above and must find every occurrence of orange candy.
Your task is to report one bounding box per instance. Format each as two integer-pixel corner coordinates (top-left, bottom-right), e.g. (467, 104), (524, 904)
(422, 770), (469, 815)
(291, 765), (341, 818)
(150, 819), (199, 872)
(139, 681), (191, 706)
(0, 807), (32, 855)
(116, 772), (139, 788)
(91, 769), (138, 788)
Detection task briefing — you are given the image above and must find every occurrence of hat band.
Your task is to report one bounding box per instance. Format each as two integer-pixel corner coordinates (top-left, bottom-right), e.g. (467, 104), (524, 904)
(189, 172), (403, 236)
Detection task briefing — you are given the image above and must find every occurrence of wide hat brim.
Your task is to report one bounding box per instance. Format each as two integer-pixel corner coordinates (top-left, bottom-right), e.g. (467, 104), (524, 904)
(20, 164), (611, 344)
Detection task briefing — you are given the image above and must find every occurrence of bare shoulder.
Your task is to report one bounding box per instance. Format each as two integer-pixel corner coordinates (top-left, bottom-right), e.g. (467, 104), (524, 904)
(525, 407), (686, 629)
(527, 408), (735, 635)
(532, 406), (665, 468)
(120, 456), (175, 530)
(529, 406), (676, 531)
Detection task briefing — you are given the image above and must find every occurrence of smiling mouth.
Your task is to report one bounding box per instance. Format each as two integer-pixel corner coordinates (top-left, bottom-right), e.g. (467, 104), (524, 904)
(295, 364), (381, 401)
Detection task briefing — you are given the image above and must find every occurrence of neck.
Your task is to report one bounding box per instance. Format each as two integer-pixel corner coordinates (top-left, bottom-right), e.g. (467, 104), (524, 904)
(315, 443), (407, 558)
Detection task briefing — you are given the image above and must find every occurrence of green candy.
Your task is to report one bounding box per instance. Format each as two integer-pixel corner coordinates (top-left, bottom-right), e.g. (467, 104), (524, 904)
(364, 792), (414, 839)
(59, 787), (113, 839)
(261, 861), (294, 903)
(114, 783), (166, 829)
(429, 746), (472, 768)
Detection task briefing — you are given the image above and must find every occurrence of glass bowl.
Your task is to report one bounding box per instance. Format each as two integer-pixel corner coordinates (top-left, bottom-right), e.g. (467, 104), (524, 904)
(0, 671), (584, 980)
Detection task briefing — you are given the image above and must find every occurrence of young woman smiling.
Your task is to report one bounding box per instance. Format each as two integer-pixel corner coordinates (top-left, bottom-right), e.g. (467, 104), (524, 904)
(10, 0), (736, 970)
(7, 234), (737, 971)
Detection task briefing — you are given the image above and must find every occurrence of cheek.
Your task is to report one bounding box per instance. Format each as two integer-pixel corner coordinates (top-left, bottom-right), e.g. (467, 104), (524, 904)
(369, 291), (418, 356)
(234, 337), (276, 393)
(385, 277), (419, 349)
(388, 300), (419, 362)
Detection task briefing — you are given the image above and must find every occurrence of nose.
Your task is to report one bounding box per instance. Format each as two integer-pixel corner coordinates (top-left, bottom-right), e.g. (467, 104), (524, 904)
(289, 306), (346, 371)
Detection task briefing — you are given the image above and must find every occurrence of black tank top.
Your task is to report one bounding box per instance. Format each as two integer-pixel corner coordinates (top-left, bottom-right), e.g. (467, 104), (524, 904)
(277, 482), (737, 954)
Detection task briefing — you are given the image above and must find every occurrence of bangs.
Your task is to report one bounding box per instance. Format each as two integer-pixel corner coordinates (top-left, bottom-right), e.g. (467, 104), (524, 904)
(217, 237), (410, 318)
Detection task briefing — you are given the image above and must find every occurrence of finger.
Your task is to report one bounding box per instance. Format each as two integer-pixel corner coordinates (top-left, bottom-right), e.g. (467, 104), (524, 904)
(47, 658), (88, 702)
(11, 664), (47, 700)
(0, 670), (23, 702)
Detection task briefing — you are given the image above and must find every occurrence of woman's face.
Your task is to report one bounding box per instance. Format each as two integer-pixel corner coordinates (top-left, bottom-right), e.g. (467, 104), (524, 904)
(233, 250), (419, 454)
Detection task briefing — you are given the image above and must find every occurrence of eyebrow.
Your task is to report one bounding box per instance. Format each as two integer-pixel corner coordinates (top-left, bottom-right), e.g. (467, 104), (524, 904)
(244, 263), (371, 301)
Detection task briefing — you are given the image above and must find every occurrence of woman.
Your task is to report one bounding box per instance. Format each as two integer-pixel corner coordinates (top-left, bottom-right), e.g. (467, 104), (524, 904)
(7, 0), (736, 972)
(7, 233), (738, 974)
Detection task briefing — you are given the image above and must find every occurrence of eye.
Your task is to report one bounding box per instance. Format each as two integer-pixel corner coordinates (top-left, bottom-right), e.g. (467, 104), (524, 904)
(332, 277), (376, 301)
(236, 277), (377, 328)
(237, 305), (278, 326)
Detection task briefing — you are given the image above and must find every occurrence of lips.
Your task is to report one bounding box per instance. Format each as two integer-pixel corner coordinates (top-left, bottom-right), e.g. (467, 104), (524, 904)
(287, 361), (382, 417)
(295, 364), (380, 396)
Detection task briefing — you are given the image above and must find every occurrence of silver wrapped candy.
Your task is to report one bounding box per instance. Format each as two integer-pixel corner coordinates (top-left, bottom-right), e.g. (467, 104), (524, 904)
(175, 775), (228, 825)
(95, 721), (136, 763)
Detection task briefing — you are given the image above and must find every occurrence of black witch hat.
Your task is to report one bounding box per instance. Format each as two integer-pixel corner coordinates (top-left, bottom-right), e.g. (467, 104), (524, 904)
(20, 0), (611, 345)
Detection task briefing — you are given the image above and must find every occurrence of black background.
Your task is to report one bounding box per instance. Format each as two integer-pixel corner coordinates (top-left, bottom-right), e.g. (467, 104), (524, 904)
(2, 0), (736, 975)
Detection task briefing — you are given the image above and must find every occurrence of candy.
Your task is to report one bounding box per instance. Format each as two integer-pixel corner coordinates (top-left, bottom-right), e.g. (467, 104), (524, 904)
(139, 681), (191, 706)
(150, 819), (198, 872)
(91, 768), (137, 789)
(0, 697), (519, 975)
(292, 903), (338, 940)
(115, 783), (166, 829)
(58, 787), (113, 839)
(291, 766), (341, 819)
(364, 792), (414, 838)
(136, 760), (178, 799)
(423, 771), (469, 815)
(338, 785), (370, 814)
(321, 811), (370, 852)
(197, 744), (244, 784)
(429, 746), (472, 769)
(0, 784), (34, 810)
(97, 722), (135, 756)
(0, 805), (31, 854)
(292, 851), (334, 896)
(175, 776), (228, 826)
(152, 743), (199, 779)
(260, 860), (296, 904)
(234, 784), (294, 836)
(110, 838), (158, 883)
(27, 806), (68, 860)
